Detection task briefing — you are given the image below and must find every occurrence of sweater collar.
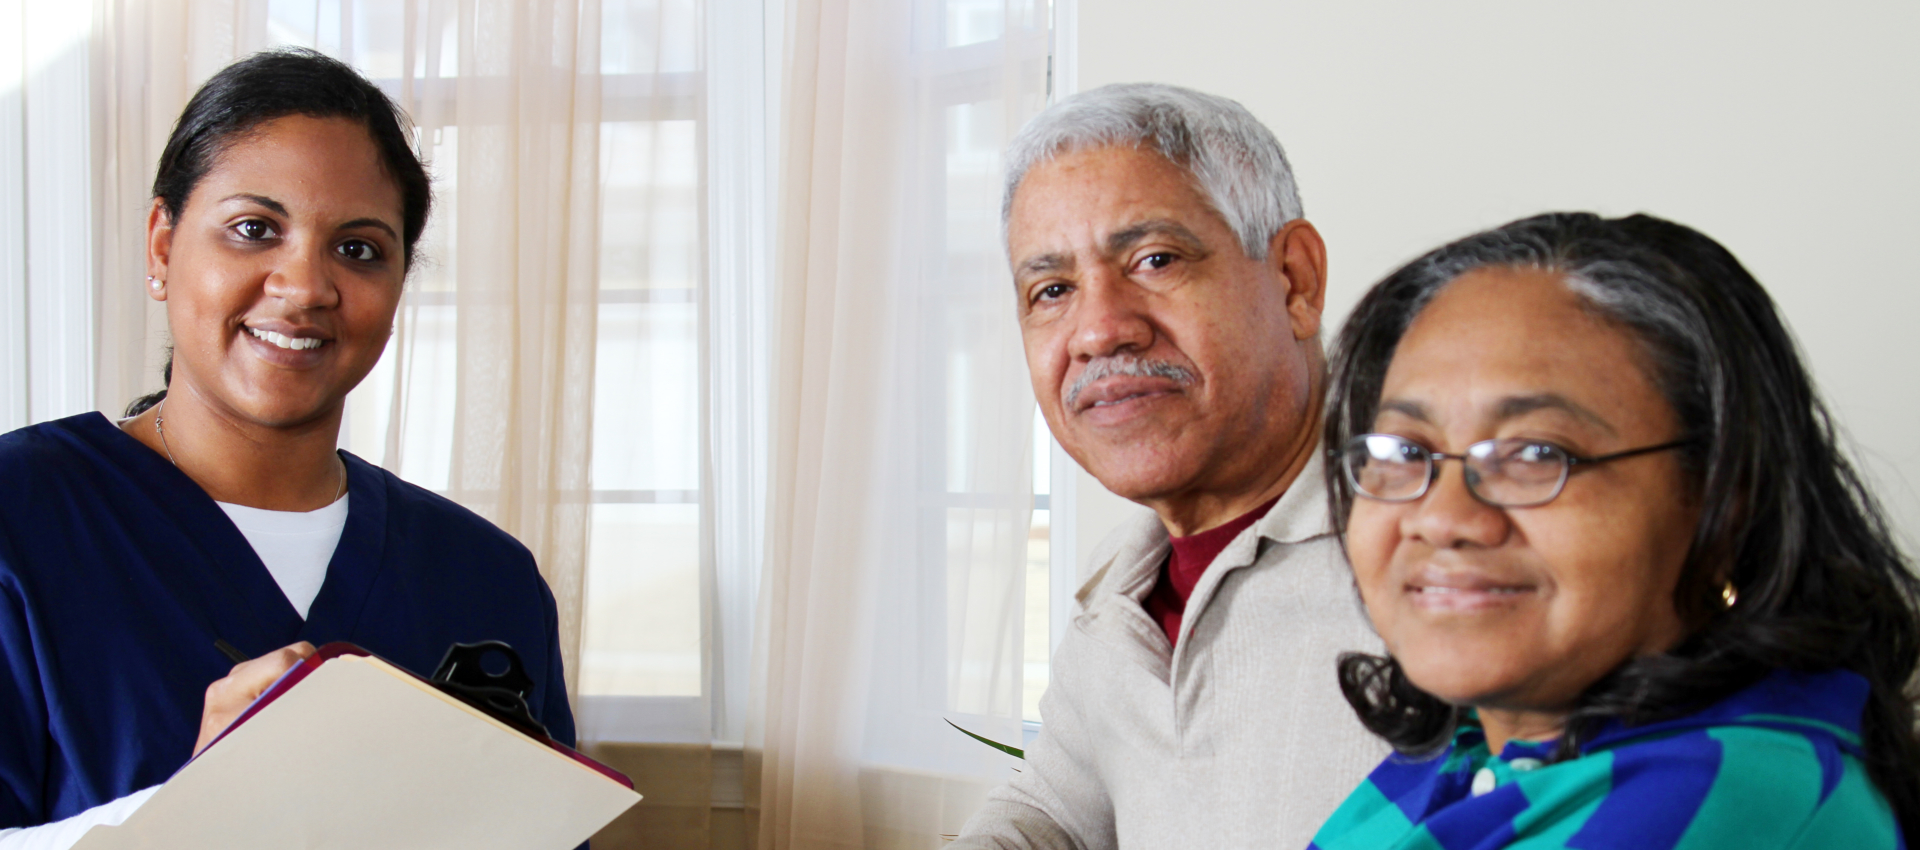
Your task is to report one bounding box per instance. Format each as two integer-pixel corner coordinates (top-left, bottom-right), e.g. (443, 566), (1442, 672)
(1442, 667), (1872, 762)
(1079, 438), (1338, 606)
(1251, 445), (1336, 546)
(1581, 667), (1869, 756)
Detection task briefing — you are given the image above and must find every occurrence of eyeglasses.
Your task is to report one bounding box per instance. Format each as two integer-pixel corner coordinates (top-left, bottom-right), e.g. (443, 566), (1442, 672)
(1338, 434), (1694, 508)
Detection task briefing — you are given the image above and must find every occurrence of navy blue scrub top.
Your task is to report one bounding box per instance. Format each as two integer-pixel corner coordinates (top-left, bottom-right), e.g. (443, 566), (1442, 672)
(0, 413), (577, 827)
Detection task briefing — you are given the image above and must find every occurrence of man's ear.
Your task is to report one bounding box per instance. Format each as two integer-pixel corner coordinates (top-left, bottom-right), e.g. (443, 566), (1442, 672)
(146, 199), (174, 302)
(1267, 219), (1328, 340)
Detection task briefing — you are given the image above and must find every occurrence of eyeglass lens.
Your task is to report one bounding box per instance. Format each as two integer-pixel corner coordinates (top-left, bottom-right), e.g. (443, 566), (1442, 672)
(1344, 435), (1571, 507)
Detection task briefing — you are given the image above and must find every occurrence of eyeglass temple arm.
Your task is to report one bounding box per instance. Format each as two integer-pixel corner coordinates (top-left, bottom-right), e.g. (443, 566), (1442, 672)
(1569, 438), (1697, 467)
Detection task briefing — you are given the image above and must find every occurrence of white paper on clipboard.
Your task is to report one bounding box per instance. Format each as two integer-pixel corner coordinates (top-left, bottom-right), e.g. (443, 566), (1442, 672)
(72, 654), (640, 850)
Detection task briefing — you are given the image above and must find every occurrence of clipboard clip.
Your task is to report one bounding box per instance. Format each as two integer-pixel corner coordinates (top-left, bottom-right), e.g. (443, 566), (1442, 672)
(430, 641), (550, 739)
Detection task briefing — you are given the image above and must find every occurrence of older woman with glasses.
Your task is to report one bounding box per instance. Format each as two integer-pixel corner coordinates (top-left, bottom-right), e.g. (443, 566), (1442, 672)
(1309, 212), (1918, 849)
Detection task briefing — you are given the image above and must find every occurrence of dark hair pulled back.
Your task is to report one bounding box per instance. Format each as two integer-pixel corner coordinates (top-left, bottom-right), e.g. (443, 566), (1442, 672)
(1324, 212), (1920, 837)
(126, 47), (432, 417)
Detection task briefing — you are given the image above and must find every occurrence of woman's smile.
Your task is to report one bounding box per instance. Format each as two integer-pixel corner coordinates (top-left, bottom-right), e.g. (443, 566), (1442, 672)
(1401, 563), (1540, 613)
(245, 326), (326, 352)
(240, 320), (335, 368)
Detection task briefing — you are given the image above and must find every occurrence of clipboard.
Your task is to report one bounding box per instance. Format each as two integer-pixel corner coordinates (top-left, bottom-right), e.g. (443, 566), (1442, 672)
(73, 642), (642, 850)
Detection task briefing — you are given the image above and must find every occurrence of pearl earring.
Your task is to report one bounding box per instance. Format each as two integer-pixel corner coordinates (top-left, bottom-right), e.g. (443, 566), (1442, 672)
(147, 276), (162, 290)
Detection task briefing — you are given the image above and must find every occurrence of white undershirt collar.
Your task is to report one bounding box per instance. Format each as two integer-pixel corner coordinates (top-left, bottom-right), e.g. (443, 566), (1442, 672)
(215, 494), (348, 619)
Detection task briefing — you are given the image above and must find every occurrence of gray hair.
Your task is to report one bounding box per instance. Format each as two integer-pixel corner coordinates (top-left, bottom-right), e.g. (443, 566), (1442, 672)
(1002, 83), (1304, 260)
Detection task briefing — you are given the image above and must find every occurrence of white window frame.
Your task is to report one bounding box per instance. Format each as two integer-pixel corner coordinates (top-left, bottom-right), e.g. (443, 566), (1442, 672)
(576, 0), (778, 748)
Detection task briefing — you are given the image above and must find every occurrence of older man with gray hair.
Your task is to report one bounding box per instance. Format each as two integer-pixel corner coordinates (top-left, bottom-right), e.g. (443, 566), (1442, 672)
(952, 84), (1386, 849)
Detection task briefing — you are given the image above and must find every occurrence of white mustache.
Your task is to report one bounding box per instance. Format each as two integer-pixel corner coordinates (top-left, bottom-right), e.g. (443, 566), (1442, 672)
(1065, 355), (1197, 409)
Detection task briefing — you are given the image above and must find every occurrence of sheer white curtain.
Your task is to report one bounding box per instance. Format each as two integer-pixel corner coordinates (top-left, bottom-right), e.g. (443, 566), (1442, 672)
(747, 0), (1050, 846)
(91, 0), (625, 698)
(1, 2), (95, 431)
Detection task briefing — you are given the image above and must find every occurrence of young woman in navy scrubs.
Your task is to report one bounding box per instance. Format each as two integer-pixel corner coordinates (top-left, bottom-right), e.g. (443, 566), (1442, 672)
(0, 49), (575, 844)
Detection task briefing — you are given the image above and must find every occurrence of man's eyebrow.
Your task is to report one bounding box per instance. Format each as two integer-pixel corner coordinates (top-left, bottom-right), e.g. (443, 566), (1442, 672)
(222, 193), (288, 216)
(339, 217), (400, 240)
(1105, 219), (1207, 257)
(1493, 393), (1617, 435)
(1016, 251), (1075, 279)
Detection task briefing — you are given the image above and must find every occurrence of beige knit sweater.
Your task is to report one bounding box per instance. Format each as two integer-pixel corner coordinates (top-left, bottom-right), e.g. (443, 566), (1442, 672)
(953, 453), (1389, 849)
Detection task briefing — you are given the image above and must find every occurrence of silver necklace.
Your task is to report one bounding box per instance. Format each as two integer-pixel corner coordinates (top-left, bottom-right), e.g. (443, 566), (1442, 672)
(154, 398), (347, 502)
(153, 397), (181, 467)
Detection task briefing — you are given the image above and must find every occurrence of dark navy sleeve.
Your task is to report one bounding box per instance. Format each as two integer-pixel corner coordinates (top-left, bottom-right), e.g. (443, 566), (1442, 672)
(0, 537), (50, 827)
(536, 576), (577, 749)
(0, 416), (256, 826)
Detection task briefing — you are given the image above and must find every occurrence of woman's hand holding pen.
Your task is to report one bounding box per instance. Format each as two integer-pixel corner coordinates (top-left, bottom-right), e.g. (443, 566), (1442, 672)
(194, 641), (316, 755)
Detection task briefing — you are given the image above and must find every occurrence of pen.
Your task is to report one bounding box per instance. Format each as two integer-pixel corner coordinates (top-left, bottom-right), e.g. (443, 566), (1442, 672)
(215, 639), (250, 664)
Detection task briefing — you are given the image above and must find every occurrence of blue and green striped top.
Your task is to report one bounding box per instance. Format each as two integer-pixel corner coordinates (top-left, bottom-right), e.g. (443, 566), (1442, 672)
(1310, 668), (1903, 850)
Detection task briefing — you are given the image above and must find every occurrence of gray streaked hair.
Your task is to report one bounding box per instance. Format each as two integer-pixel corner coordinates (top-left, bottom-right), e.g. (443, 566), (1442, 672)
(1002, 83), (1304, 260)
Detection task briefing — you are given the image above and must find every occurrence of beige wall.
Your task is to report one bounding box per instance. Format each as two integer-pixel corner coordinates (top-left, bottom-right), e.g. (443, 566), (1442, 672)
(1065, 0), (1919, 553)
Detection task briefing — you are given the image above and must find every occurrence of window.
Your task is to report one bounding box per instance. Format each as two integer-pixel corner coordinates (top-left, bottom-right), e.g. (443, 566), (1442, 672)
(894, 0), (1055, 759)
(314, 0), (713, 737)
(1025, 411), (1051, 722)
(578, 0), (705, 701)
(317, 0), (1057, 758)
